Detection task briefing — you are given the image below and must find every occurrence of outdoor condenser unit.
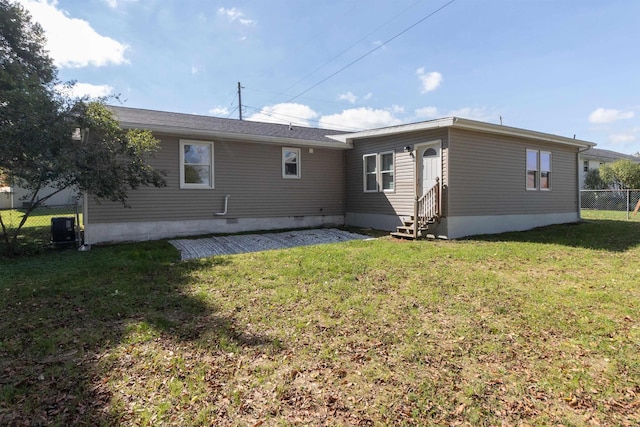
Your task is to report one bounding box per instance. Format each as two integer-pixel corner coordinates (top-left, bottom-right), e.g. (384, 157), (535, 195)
(51, 217), (75, 245)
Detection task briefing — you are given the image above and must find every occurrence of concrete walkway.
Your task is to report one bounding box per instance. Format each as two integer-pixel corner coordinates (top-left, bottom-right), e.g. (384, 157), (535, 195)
(169, 228), (371, 260)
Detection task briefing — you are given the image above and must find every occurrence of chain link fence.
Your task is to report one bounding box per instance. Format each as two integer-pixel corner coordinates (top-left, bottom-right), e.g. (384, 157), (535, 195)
(0, 203), (83, 251)
(581, 189), (640, 220)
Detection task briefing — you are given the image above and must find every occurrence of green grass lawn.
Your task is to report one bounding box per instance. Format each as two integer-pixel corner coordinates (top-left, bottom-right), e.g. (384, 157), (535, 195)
(0, 207), (82, 254)
(1, 218), (638, 426)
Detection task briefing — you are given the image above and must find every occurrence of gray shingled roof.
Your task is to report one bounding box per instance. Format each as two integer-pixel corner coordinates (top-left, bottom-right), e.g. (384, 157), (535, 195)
(581, 147), (639, 162)
(107, 105), (348, 145)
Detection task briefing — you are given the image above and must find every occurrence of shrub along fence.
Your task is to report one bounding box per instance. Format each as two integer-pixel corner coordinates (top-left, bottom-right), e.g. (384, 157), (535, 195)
(580, 189), (640, 220)
(0, 203), (83, 252)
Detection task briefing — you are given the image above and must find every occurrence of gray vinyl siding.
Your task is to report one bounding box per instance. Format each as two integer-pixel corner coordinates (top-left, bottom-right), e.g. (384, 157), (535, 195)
(447, 128), (579, 216)
(88, 134), (345, 223)
(345, 129), (447, 216)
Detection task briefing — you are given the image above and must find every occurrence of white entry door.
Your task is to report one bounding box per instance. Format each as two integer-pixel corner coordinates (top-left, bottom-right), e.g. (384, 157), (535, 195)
(419, 144), (441, 197)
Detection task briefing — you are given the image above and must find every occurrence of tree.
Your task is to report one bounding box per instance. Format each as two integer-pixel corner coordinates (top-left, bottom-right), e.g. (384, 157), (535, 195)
(583, 168), (607, 190)
(598, 159), (640, 190)
(0, 1), (166, 255)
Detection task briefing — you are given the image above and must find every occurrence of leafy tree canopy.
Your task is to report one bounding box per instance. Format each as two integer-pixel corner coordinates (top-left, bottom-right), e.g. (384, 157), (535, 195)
(583, 168), (607, 190)
(0, 0), (166, 255)
(599, 159), (640, 190)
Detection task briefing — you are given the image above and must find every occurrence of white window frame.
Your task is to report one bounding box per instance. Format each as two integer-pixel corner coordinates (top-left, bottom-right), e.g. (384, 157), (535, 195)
(526, 149), (552, 191)
(379, 151), (395, 193)
(526, 149), (538, 190)
(540, 151), (551, 190)
(363, 154), (378, 192)
(180, 139), (214, 189)
(282, 147), (301, 179)
(363, 152), (396, 193)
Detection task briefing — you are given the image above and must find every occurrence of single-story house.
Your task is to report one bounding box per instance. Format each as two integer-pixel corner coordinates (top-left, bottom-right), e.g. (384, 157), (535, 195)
(82, 106), (595, 244)
(579, 147), (640, 189)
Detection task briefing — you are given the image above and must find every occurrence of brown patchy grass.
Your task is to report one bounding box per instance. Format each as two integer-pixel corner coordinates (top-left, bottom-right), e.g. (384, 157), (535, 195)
(1, 218), (639, 426)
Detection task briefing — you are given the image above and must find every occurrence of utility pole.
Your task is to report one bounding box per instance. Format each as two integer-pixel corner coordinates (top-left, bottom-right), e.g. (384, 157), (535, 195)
(237, 82), (243, 120)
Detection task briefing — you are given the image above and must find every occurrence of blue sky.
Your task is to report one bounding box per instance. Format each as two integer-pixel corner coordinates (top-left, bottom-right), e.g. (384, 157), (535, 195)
(16, 0), (640, 153)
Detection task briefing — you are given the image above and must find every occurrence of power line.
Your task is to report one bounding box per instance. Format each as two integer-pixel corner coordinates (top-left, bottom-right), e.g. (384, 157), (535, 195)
(243, 104), (364, 131)
(262, 0), (427, 107)
(244, 86), (359, 108)
(286, 0), (457, 103)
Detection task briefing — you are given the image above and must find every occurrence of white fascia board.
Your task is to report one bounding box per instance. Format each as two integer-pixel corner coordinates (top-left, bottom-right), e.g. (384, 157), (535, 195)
(119, 122), (353, 150)
(333, 116), (596, 149)
(329, 118), (455, 143)
(451, 118), (596, 149)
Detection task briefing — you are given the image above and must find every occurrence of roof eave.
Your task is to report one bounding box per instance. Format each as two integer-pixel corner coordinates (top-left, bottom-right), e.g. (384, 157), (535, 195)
(119, 122), (353, 150)
(333, 116), (596, 149)
(451, 117), (596, 149)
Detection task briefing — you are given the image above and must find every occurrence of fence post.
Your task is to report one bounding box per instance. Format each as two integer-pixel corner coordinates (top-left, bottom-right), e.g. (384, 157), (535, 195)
(627, 189), (630, 220)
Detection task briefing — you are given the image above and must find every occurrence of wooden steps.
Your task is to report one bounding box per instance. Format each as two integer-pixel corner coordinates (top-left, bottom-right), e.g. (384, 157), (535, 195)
(391, 216), (437, 240)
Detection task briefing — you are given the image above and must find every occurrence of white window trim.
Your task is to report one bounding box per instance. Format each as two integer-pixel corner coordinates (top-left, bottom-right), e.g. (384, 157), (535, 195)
(180, 139), (214, 189)
(363, 153), (378, 193)
(379, 151), (395, 193)
(526, 149), (552, 191)
(526, 149), (538, 191)
(282, 147), (301, 179)
(363, 152), (396, 193)
(540, 150), (552, 191)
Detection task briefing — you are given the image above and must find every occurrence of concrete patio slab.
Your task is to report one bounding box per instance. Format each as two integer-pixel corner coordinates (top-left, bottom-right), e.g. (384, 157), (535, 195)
(169, 228), (371, 260)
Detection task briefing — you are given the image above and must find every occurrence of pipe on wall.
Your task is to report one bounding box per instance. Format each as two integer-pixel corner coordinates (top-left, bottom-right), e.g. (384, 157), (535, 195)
(215, 194), (230, 216)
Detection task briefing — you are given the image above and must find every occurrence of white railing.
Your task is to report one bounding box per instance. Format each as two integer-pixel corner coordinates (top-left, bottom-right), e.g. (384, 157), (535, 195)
(414, 177), (440, 234)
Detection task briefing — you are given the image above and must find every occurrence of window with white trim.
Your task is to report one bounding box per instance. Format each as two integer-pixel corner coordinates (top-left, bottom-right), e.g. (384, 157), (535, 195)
(363, 154), (377, 192)
(380, 151), (394, 191)
(363, 152), (395, 193)
(282, 147), (301, 179)
(180, 140), (213, 188)
(526, 149), (551, 190)
(540, 151), (551, 190)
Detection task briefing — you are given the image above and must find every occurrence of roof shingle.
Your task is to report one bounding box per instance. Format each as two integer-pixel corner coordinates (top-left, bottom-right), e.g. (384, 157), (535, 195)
(107, 105), (348, 145)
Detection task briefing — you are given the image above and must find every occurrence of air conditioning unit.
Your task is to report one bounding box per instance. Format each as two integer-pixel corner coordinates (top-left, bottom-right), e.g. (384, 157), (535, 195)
(51, 217), (75, 245)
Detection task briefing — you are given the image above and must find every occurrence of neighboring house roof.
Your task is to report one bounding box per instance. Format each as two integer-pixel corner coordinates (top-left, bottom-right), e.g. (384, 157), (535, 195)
(580, 147), (639, 163)
(107, 105), (351, 149)
(330, 116), (596, 149)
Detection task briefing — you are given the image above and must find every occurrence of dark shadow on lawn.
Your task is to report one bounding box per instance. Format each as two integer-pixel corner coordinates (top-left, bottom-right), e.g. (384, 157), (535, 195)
(468, 219), (640, 252)
(0, 241), (278, 426)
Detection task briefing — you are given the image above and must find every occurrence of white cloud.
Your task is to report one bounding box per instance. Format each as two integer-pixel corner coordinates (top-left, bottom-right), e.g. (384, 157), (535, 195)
(447, 107), (495, 122)
(338, 92), (358, 104)
(55, 82), (114, 98)
(247, 103), (318, 127)
(208, 106), (230, 116)
(191, 66), (200, 75)
(102, 0), (137, 8)
(609, 133), (636, 144)
(217, 7), (255, 25)
(416, 68), (442, 94)
(415, 106), (439, 119)
(18, 0), (129, 68)
(588, 108), (634, 124)
(319, 107), (402, 131)
(390, 105), (405, 114)
(338, 92), (374, 104)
